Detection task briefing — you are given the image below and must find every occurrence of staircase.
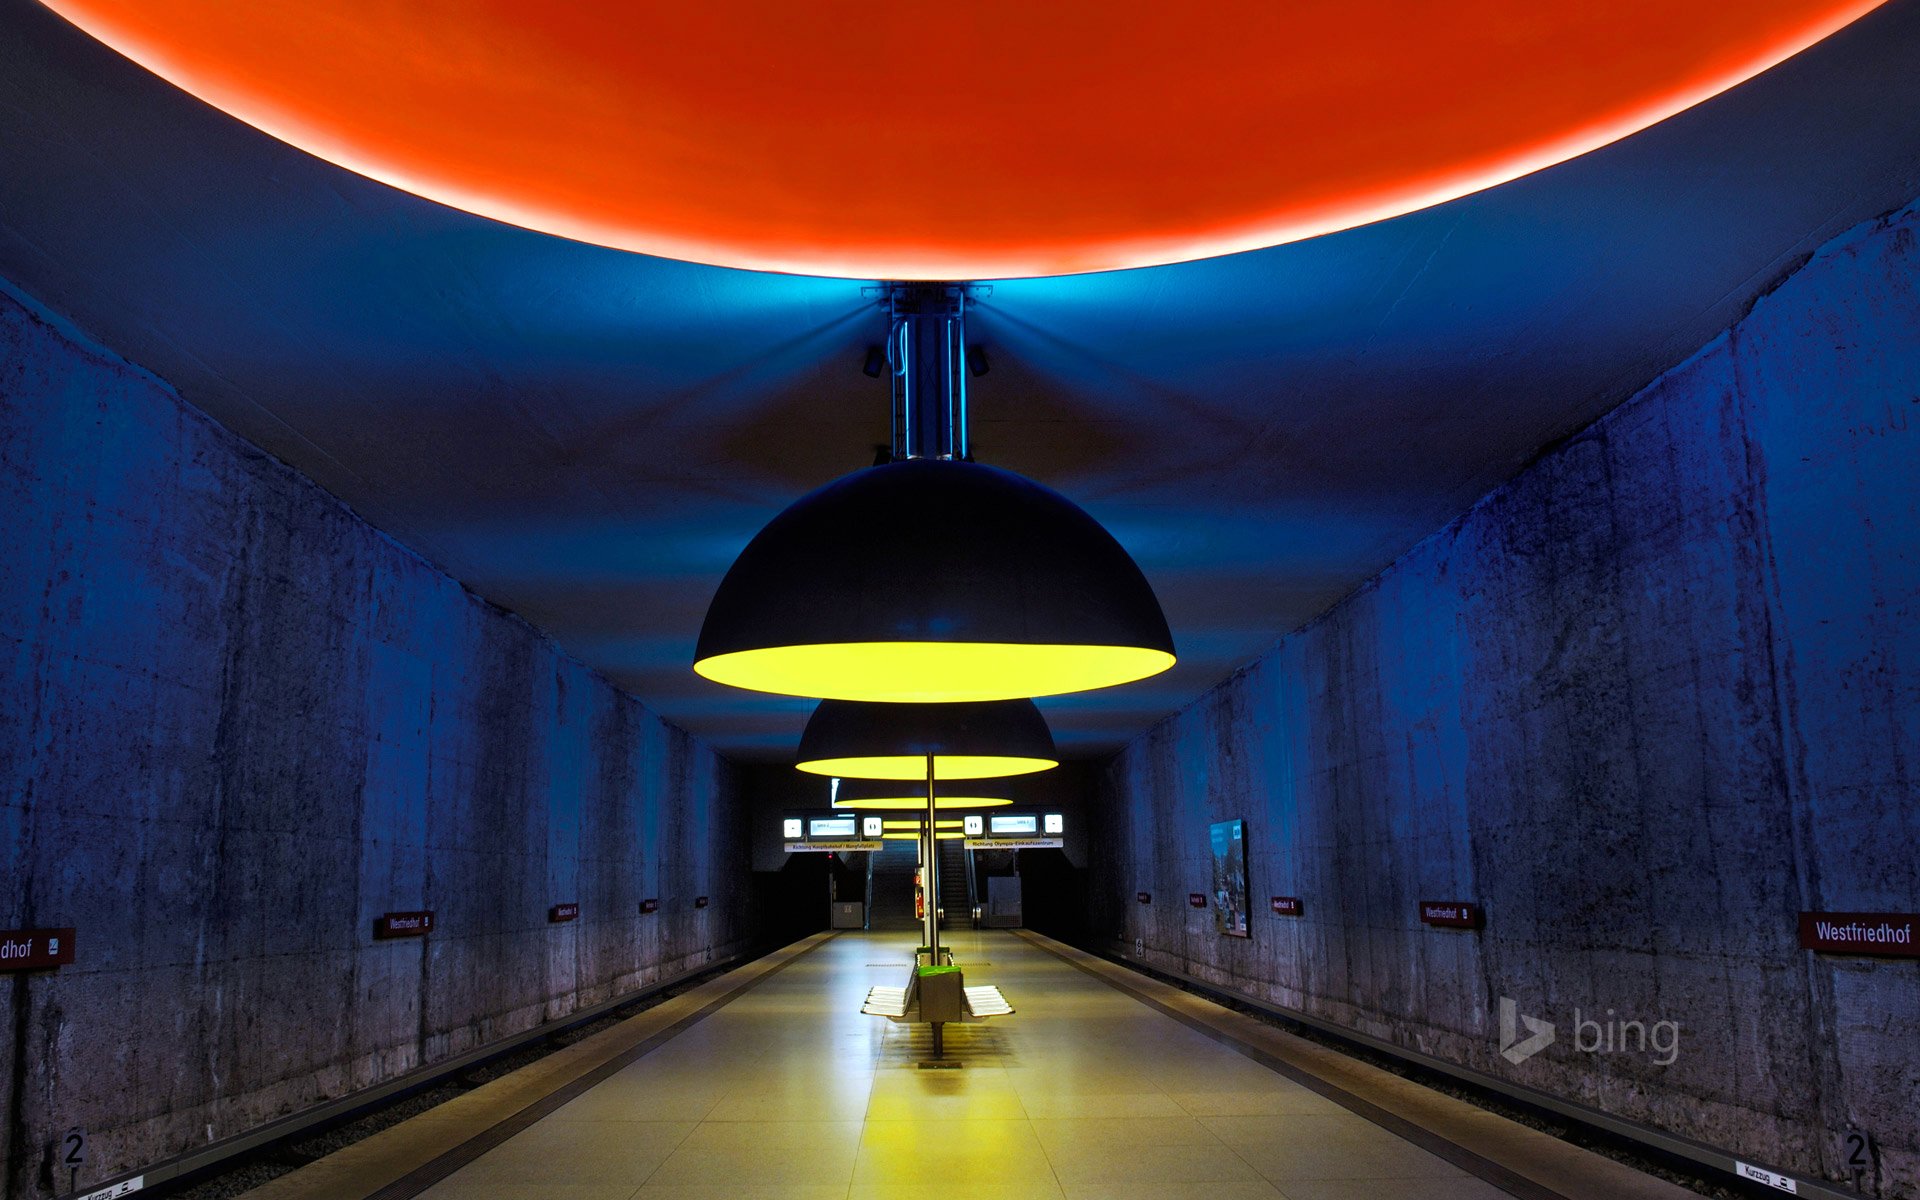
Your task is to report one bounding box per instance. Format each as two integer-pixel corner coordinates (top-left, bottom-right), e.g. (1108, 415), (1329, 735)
(866, 839), (921, 930)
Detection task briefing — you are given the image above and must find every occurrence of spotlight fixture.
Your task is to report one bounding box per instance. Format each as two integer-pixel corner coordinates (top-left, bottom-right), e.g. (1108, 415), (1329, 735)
(695, 283), (1174, 703)
(795, 699), (1056, 781)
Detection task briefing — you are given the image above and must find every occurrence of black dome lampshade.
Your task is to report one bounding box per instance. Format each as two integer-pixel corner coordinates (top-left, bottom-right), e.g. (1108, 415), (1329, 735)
(830, 776), (1015, 810)
(694, 458), (1175, 702)
(795, 698), (1058, 780)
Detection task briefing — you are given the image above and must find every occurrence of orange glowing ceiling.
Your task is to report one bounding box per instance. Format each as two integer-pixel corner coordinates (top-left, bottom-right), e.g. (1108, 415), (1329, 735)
(45, 1), (1883, 279)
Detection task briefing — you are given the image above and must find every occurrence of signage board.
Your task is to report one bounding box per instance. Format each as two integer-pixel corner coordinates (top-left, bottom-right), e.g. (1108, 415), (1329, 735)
(809, 816), (857, 839)
(373, 911), (434, 939)
(963, 837), (1061, 851)
(1188, 892), (1208, 908)
(1136, 891), (1152, 904)
(1418, 901), (1482, 929)
(548, 903), (579, 923)
(1270, 896), (1302, 916)
(640, 899), (659, 914)
(1043, 813), (1065, 834)
(989, 814), (1039, 835)
(74, 1178), (142, 1200)
(694, 896), (709, 909)
(963, 815), (985, 837)
(786, 840), (884, 853)
(1798, 912), (1919, 958)
(1735, 1162), (1799, 1193)
(0, 928), (74, 971)
(782, 818), (803, 839)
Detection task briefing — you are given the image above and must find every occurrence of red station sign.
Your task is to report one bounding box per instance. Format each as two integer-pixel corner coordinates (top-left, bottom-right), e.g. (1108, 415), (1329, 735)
(1136, 891), (1152, 905)
(1270, 896), (1303, 916)
(374, 911), (434, 939)
(0, 928), (75, 971)
(549, 903), (580, 923)
(640, 899), (659, 914)
(1799, 912), (1919, 958)
(1188, 893), (1208, 908)
(1419, 901), (1483, 929)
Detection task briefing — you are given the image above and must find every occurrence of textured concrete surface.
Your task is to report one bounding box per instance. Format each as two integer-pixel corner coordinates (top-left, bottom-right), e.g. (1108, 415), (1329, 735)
(1092, 202), (1920, 1195)
(0, 284), (751, 1198)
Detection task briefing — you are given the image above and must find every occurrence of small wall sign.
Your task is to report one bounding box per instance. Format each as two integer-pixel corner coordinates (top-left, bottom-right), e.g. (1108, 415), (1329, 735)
(0, 928), (74, 971)
(1136, 891), (1152, 904)
(1798, 912), (1918, 958)
(1419, 901), (1482, 929)
(374, 911), (434, 939)
(548, 903), (580, 923)
(1270, 896), (1302, 916)
(693, 896), (710, 909)
(1734, 1161), (1800, 1193)
(640, 899), (659, 914)
(1188, 893), (1208, 908)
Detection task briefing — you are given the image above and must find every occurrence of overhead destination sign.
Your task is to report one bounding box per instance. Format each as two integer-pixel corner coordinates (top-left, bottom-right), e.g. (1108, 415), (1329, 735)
(964, 837), (1062, 851)
(787, 841), (885, 853)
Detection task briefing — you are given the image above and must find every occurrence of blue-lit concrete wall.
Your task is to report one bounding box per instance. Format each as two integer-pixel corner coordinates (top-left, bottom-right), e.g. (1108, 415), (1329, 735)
(0, 284), (750, 1196)
(1093, 202), (1919, 1193)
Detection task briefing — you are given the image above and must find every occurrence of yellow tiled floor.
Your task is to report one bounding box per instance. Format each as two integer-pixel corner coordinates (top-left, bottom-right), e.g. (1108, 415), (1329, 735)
(411, 930), (1518, 1199)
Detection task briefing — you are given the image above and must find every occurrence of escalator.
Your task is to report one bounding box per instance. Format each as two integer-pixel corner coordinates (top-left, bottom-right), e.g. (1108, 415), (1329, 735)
(937, 837), (973, 929)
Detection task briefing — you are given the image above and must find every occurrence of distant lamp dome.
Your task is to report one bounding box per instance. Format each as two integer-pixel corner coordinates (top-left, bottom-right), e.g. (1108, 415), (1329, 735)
(695, 459), (1175, 702)
(795, 699), (1057, 780)
(832, 778), (1015, 810)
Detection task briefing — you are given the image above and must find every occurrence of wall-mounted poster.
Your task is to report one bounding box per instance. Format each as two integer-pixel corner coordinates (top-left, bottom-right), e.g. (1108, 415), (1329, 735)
(1209, 819), (1250, 938)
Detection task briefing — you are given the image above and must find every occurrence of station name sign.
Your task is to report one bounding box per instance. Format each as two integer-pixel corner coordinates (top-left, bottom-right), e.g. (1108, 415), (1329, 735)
(1419, 901), (1483, 929)
(1798, 912), (1918, 958)
(0, 928), (75, 971)
(1270, 896), (1302, 916)
(1188, 893), (1208, 908)
(548, 903), (580, 923)
(374, 911), (434, 939)
(640, 898), (659, 914)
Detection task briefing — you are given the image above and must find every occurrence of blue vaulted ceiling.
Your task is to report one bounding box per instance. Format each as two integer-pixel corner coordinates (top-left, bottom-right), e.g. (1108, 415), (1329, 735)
(4, 0), (1920, 759)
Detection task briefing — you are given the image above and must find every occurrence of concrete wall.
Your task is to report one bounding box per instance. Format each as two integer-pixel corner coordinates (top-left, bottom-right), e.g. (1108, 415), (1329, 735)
(1092, 202), (1919, 1194)
(0, 283), (751, 1198)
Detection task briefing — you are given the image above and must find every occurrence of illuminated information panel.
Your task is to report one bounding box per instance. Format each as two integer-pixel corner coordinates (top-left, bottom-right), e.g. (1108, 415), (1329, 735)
(966, 811), (1065, 850)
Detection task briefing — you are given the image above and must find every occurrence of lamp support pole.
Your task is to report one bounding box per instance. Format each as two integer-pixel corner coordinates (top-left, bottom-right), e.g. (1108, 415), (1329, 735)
(889, 283), (970, 463)
(923, 751), (940, 963)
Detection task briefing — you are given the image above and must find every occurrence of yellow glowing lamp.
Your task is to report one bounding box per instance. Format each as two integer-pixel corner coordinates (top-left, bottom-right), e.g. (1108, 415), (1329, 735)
(833, 795), (1012, 810)
(883, 831), (967, 840)
(694, 460), (1174, 702)
(795, 700), (1057, 781)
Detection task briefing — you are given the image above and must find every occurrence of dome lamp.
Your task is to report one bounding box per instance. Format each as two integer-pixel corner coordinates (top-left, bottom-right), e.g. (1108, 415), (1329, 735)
(795, 699), (1057, 781)
(695, 285), (1174, 703)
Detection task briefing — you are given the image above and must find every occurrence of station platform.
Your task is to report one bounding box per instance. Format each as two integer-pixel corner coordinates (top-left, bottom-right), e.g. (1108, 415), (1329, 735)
(241, 930), (1698, 1200)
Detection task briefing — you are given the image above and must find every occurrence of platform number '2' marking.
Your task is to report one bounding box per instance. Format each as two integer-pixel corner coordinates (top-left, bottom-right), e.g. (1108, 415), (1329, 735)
(63, 1128), (85, 1167)
(1845, 1130), (1871, 1175)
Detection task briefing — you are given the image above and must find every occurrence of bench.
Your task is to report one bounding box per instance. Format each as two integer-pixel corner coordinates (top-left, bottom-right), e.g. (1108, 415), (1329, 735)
(861, 963), (1015, 1056)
